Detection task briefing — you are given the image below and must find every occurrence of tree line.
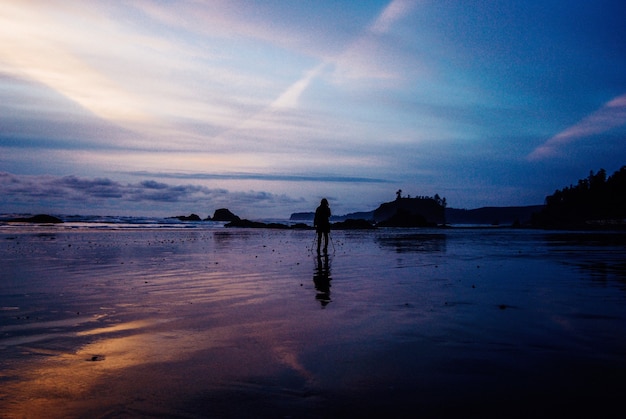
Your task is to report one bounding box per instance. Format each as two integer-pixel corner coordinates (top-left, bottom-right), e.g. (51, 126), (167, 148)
(532, 166), (626, 228)
(395, 189), (447, 208)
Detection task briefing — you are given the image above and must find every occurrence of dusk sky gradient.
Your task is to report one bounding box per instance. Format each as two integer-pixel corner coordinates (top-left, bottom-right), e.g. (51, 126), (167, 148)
(1, 0), (625, 219)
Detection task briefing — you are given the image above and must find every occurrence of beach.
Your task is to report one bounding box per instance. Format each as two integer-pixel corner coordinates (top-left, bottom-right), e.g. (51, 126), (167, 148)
(1, 223), (625, 418)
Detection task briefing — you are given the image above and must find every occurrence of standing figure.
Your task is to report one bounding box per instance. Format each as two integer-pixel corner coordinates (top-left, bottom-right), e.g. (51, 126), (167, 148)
(314, 198), (331, 254)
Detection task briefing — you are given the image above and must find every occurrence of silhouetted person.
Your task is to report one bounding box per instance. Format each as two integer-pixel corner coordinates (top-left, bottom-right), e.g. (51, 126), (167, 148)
(314, 198), (331, 254)
(313, 254), (331, 307)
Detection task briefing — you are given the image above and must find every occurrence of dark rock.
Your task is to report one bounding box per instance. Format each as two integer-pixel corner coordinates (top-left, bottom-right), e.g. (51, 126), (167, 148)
(212, 208), (241, 222)
(374, 197), (445, 225)
(170, 214), (201, 221)
(225, 219), (264, 228)
(9, 214), (63, 224)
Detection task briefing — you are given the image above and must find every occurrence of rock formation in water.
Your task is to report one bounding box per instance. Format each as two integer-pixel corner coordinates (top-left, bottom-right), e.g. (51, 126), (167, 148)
(169, 214), (202, 221)
(211, 208), (241, 222)
(8, 214), (63, 223)
(374, 196), (446, 226)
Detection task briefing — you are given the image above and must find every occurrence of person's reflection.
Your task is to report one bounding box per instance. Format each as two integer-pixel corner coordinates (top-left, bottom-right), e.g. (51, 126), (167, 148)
(313, 254), (332, 307)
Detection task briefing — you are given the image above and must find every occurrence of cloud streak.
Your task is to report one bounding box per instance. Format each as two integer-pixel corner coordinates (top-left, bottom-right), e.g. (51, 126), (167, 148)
(267, 0), (420, 110)
(127, 171), (390, 184)
(0, 2), (155, 126)
(528, 93), (626, 160)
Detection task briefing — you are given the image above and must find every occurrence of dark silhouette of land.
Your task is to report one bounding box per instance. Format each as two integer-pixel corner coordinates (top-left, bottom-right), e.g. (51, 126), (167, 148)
(532, 166), (626, 229)
(291, 197), (540, 228)
(210, 208), (241, 222)
(446, 206), (543, 226)
(8, 165), (625, 230)
(168, 213), (202, 221)
(291, 194), (447, 227)
(6, 214), (63, 223)
(183, 168), (626, 230)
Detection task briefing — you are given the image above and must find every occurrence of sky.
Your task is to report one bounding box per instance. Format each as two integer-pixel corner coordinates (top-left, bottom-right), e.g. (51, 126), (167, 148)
(1, 0), (625, 219)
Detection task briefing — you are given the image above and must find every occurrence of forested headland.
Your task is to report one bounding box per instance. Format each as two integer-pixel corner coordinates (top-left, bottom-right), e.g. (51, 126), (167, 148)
(531, 166), (626, 229)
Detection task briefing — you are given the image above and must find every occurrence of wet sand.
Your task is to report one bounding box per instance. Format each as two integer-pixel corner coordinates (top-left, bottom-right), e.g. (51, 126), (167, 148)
(1, 226), (625, 418)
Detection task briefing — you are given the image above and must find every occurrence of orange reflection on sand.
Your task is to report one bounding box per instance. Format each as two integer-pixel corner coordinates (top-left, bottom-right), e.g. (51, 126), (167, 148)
(76, 319), (160, 337)
(2, 320), (216, 417)
(2, 316), (317, 418)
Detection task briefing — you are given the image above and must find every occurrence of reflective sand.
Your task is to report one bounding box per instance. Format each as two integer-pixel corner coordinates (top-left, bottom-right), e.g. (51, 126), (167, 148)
(1, 227), (625, 417)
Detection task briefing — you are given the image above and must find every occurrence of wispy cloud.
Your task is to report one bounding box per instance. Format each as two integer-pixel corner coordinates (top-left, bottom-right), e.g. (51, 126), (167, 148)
(0, 1), (291, 146)
(270, 63), (328, 110)
(127, 171), (390, 184)
(370, 0), (420, 34)
(208, 0), (421, 155)
(528, 93), (626, 160)
(0, 2), (155, 125)
(330, 0), (421, 83)
(266, 0), (420, 109)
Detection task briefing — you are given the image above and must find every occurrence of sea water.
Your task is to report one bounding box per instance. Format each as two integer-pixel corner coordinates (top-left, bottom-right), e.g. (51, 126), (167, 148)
(1, 224), (625, 417)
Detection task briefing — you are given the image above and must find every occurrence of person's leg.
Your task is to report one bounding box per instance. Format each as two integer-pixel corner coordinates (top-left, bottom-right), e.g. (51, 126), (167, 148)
(323, 231), (328, 253)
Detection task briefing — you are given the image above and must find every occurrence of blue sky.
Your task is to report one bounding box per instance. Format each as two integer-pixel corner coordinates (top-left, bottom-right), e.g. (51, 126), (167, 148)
(1, 0), (625, 219)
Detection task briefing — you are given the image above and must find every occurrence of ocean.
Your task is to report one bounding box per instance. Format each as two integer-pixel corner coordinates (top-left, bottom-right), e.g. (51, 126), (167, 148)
(1, 219), (625, 417)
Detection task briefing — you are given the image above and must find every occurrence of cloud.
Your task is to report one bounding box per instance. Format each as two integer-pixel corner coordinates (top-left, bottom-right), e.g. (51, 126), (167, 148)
(329, 0), (421, 83)
(0, 2), (154, 125)
(0, 0), (422, 159)
(0, 1), (285, 145)
(267, 0), (420, 108)
(370, 0), (420, 34)
(0, 172), (303, 214)
(528, 93), (626, 160)
(270, 63), (328, 109)
(211, 0), (421, 150)
(126, 171), (390, 184)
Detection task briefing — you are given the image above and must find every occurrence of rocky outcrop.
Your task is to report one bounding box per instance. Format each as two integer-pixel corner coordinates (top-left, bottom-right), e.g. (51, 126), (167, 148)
(8, 214), (63, 223)
(376, 209), (434, 227)
(211, 208), (241, 222)
(169, 214), (202, 221)
(374, 198), (445, 226)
